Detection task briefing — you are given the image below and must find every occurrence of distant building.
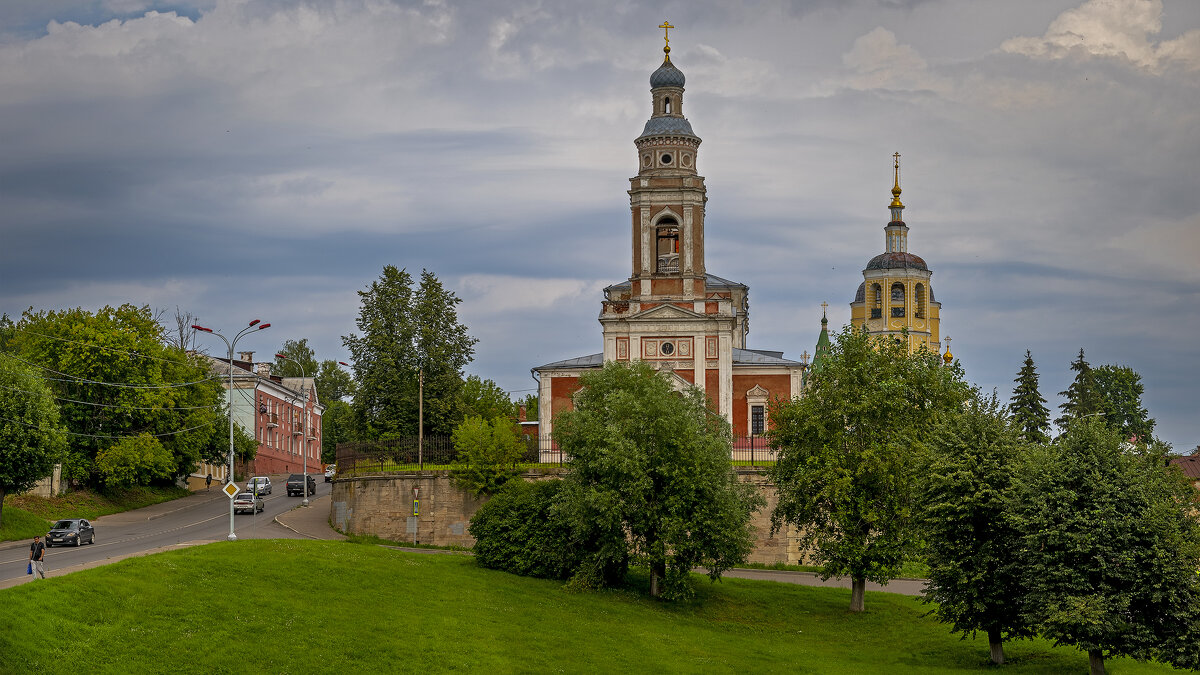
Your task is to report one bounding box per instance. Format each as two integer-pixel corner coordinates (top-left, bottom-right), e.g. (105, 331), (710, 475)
(1170, 447), (1200, 491)
(532, 36), (807, 439)
(849, 154), (946, 356)
(195, 351), (324, 485)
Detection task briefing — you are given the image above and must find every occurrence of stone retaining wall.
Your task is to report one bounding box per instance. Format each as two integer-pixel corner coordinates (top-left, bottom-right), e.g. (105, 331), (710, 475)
(331, 468), (803, 563)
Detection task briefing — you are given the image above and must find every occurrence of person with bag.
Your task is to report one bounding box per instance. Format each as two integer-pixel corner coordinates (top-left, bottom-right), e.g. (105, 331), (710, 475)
(29, 535), (46, 580)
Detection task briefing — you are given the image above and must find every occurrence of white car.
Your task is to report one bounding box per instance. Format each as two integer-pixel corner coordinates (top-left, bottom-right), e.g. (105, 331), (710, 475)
(246, 476), (272, 495)
(324, 465), (336, 482)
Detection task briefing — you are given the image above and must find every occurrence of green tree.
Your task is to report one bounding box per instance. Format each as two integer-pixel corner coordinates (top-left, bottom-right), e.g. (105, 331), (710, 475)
(95, 433), (175, 489)
(1009, 349), (1050, 443)
(315, 359), (355, 404)
(768, 326), (971, 612)
(921, 392), (1033, 664)
(1093, 364), (1155, 442)
(555, 361), (764, 599)
(8, 305), (226, 487)
(517, 393), (538, 421)
(272, 338), (318, 379)
(460, 375), (515, 421)
(450, 415), (524, 497)
(1011, 419), (1200, 675)
(469, 480), (583, 579)
(320, 399), (353, 465)
(1056, 348), (1103, 431)
(342, 266), (477, 439)
(0, 354), (67, 526)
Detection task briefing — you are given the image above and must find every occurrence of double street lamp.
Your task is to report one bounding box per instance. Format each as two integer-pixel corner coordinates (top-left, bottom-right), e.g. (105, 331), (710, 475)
(276, 353), (312, 506)
(193, 319), (271, 541)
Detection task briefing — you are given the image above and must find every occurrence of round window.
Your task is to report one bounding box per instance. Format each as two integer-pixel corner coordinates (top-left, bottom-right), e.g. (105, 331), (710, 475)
(661, 153), (673, 164)
(660, 342), (675, 355)
(642, 154), (652, 167)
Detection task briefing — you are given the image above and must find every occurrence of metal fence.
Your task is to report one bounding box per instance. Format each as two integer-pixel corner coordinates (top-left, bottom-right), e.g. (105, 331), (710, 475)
(334, 433), (776, 476)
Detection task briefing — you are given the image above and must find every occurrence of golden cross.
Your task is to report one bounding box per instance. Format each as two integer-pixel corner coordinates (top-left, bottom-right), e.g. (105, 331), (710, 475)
(820, 301), (829, 313)
(659, 21), (674, 51)
(893, 151), (900, 169)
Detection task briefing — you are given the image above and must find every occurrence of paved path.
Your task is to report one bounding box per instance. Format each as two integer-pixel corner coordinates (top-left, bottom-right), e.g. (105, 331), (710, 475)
(720, 568), (926, 596)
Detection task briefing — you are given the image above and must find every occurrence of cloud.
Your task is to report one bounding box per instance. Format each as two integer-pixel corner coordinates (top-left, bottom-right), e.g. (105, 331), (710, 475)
(1000, 0), (1200, 72)
(832, 26), (951, 93)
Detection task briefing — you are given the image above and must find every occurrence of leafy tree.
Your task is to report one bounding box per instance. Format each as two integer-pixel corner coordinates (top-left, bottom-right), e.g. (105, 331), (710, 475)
(342, 266), (477, 439)
(95, 433), (175, 489)
(315, 359), (355, 404)
(554, 361), (764, 599)
(921, 392), (1033, 664)
(469, 479), (584, 579)
(517, 393), (538, 421)
(450, 415), (524, 497)
(1011, 418), (1200, 675)
(1093, 364), (1155, 442)
(1009, 350), (1050, 443)
(320, 400), (353, 465)
(768, 326), (971, 612)
(460, 375), (514, 421)
(0, 354), (67, 526)
(7, 305), (226, 487)
(272, 338), (319, 378)
(1056, 348), (1103, 431)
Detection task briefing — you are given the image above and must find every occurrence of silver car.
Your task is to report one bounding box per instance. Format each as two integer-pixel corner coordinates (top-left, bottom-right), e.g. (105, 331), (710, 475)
(233, 492), (264, 514)
(245, 476), (272, 495)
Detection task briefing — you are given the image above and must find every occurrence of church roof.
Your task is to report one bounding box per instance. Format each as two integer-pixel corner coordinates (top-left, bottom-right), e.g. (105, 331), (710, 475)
(604, 273), (747, 294)
(534, 347), (800, 372)
(1171, 453), (1200, 480)
(865, 251), (928, 271)
(638, 116), (697, 139)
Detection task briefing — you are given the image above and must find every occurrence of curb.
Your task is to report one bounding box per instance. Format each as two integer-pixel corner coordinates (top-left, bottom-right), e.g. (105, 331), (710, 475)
(272, 509), (322, 540)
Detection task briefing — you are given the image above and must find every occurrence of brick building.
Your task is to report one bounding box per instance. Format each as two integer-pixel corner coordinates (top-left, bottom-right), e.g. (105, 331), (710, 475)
(199, 351), (325, 481)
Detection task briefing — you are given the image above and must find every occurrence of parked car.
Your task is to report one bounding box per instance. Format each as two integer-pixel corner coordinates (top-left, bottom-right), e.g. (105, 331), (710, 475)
(324, 465), (336, 482)
(286, 473), (316, 497)
(46, 519), (95, 547)
(233, 492), (264, 514)
(246, 476), (272, 495)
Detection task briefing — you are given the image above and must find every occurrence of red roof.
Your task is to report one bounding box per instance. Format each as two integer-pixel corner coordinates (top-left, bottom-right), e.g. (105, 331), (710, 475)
(1169, 454), (1200, 480)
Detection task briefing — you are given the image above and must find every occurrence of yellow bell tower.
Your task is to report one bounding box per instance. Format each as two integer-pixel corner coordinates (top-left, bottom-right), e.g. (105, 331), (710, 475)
(849, 154), (942, 354)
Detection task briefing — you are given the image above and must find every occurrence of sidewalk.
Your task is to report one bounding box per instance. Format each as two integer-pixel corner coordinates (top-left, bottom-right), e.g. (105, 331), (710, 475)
(273, 494), (346, 541)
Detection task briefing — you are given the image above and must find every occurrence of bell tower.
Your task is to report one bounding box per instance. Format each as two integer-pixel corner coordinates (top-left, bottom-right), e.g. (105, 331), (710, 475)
(627, 20), (708, 301)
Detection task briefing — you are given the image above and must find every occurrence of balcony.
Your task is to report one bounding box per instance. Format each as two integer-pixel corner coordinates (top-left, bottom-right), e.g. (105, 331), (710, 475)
(264, 413), (279, 428)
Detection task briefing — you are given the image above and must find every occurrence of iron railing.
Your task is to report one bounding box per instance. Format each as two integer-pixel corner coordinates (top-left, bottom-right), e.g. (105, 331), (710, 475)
(335, 432), (778, 476)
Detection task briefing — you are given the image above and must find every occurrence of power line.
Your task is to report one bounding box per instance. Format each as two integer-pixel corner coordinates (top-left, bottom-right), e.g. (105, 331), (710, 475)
(0, 382), (217, 411)
(0, 413), (218, 439)
(2, 352), (223, 389)
(9, 327), (201, 365)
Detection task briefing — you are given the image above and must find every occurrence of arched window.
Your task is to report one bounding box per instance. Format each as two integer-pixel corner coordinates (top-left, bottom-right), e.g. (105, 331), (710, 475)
(656, 220), (679, 273)
(871, 283), (883, 318)
(890, 282), (905, 318)
(915, 284), (926, 319)
(663, 96), (672, 114)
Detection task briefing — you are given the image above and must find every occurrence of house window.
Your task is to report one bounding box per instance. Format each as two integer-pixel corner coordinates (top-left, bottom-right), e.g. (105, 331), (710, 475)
(751, 406), (765, 435)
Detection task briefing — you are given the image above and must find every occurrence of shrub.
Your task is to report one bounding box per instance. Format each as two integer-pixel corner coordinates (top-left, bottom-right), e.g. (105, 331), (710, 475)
(468, 479), (582, 579)
(450, 415), (524, 496)
(95, 434), (174, 489)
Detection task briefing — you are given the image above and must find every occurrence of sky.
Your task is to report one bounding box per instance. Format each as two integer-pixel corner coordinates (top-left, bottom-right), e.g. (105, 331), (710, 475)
(1, 0), (1197, 452)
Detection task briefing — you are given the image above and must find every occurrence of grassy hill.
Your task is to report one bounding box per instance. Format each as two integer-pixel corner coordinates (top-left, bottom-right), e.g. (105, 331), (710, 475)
(0, 540), (1182, 674)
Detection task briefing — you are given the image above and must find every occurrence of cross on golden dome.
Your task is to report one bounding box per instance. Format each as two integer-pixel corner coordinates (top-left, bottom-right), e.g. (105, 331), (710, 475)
(890, 152), (904, 208)
(659, 21), (674, 54)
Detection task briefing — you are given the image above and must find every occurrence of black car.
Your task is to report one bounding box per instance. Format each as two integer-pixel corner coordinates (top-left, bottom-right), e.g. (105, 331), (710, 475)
(286, 473), (316, 497)
(46, 519), (95, 547)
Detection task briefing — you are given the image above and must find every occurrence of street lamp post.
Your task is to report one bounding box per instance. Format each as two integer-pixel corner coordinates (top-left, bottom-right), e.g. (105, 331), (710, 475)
(192, 320), (271, 541)
(276, 353), (312, 506)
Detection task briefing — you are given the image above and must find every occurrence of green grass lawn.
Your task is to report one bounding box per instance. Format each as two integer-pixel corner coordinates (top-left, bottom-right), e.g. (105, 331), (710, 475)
(0, 540), (1182, 674)
(1, 486), (189, 543)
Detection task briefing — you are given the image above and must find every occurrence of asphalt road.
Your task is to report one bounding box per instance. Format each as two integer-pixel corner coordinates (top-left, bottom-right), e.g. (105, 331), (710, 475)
(0, 475), (332, 585)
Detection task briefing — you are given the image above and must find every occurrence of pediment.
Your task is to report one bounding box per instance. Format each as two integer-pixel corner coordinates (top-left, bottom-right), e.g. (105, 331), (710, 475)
(629, 303), (704, 321)
(746, 384), (770, 398)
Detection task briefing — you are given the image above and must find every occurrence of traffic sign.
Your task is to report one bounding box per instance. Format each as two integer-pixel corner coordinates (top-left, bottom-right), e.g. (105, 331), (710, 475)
(223, 481), (240, 499)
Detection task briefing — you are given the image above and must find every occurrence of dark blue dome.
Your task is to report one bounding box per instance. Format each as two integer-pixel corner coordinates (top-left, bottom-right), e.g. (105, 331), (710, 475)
(650, 59), (685, 88)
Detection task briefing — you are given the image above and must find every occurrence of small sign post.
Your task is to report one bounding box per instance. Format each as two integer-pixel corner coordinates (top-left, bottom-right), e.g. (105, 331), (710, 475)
(223, 482), (240, 499)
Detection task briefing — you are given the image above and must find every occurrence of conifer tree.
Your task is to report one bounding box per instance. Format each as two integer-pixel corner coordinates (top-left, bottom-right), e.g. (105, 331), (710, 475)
(1055, 348), (1102, 430)
(1009, 350), (1050, 443)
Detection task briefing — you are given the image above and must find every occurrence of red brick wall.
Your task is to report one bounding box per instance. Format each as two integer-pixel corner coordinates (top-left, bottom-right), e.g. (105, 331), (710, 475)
(550, 376), (581, 418)
(731, 374), (792, 435)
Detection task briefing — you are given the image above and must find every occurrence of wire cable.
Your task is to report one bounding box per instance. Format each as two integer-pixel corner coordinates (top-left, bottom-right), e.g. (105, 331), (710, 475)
(8, 327), (205, 366)
(2, 352), (224, 389)
(0, 382), (218, 411)
(0, 413), (218, 439)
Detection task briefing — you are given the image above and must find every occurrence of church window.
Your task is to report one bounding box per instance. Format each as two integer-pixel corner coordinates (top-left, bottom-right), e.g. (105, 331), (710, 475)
(661, 153), (673, 165)
(891, 306), (905, 318)
(663, 96), (672, 114)
(915, 284), (926, 319)
(656, 221), (679, 273)
(891, 282), (905, 303)
(871, 283), (883, 319)
(751, 406), (765, 435)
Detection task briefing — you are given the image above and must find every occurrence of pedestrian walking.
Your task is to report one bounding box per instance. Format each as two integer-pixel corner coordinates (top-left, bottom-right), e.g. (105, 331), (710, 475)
(29, 535), (46, 580)
(206, 473), (213, 490)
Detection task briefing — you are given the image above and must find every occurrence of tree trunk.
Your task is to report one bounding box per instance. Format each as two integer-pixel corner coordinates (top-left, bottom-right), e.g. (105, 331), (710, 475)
(987, 629), (1004, 665)
(649, 560), (666, 598)
(1088, 649), (1106, 675)
(850, 576), (866, 612)
(650, 570), (660, 598)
